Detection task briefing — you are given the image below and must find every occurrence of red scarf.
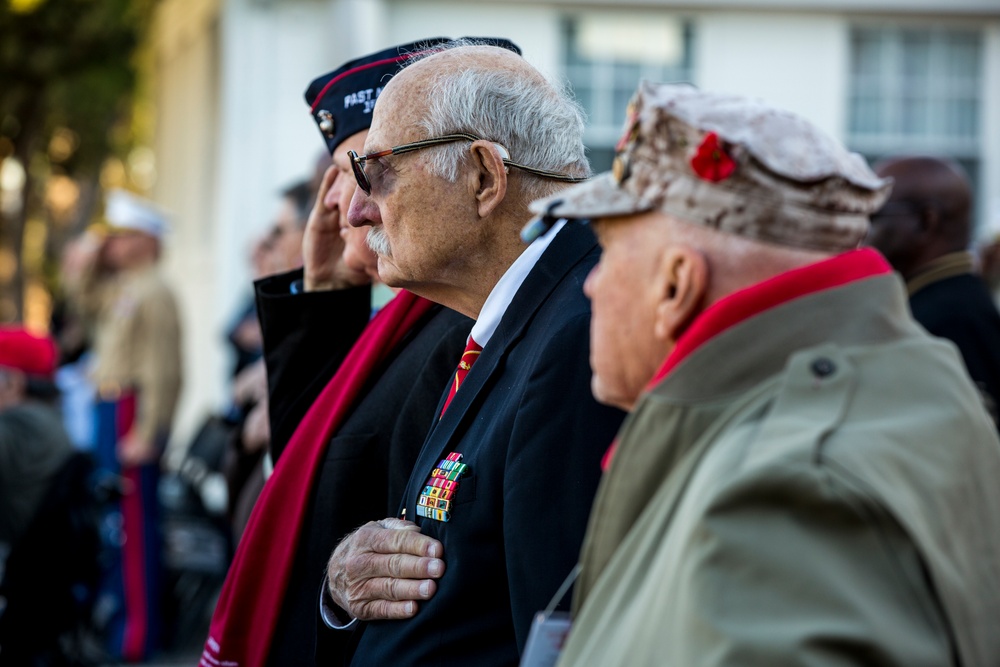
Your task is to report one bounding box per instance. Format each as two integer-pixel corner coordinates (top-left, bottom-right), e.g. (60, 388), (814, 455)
(202, 290), (434, 667)
(601, 249), (890, 470)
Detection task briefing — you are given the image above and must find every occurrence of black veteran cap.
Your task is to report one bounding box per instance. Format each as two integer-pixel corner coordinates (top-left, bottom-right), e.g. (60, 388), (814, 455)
(305, 37), (522, 154)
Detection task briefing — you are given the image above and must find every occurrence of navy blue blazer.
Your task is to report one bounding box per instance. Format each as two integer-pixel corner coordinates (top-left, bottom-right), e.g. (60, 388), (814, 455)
(254, 272), (473, 667)
(909, 271), (1000, 421)
(347, 223), (627, 667)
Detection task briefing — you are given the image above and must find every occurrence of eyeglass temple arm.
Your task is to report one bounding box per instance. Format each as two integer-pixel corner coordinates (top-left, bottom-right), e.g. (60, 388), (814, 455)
(503, 160), (588, 183)
(370, 133), (587, 184)
(389, 133), (482, 156)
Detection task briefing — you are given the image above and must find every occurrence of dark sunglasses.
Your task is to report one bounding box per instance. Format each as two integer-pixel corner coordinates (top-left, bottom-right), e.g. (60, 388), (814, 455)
(347, 132), (587, 195)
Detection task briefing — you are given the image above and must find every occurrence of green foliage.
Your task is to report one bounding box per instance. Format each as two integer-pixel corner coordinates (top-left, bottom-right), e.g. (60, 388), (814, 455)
(0, 0), (158, 169)
(0, 0), (159, 322)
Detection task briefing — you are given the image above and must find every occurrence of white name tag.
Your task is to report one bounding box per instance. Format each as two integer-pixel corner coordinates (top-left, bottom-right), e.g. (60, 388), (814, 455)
(519, 611), (571, 667)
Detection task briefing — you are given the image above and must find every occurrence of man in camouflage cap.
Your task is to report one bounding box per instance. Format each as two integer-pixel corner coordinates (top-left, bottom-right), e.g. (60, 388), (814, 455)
(530, 81), (1000, 666)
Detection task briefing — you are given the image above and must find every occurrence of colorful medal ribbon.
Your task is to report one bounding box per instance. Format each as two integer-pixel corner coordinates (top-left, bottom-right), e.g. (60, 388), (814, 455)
(416, 452), (468, 522)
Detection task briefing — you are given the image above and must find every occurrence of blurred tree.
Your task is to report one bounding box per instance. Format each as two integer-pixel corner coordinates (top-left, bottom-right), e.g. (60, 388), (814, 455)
(0, 0), (158, 324)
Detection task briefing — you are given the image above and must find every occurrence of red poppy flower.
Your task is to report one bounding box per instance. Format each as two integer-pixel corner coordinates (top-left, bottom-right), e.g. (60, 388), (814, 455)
(615, 104), (640, 153)
(690, 132), (736, 183)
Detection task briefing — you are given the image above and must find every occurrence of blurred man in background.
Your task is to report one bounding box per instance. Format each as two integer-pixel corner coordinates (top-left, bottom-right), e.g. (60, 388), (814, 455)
(0, 326), (100, 665)
(0, 327), (72, 557)
(52, 229), (103, 451)
(264, 179), (312, 284)
(222, 178), (318, 543)
(868, 156), (1000, 421)
(76, 188), (183, 662)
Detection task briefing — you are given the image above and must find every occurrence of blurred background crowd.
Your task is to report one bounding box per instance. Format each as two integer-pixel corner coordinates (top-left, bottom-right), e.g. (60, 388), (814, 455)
(1, 0), (999, 664)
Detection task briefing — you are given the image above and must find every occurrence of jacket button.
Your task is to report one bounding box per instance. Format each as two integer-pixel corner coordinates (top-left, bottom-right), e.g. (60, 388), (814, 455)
(811, 358), (836, 378)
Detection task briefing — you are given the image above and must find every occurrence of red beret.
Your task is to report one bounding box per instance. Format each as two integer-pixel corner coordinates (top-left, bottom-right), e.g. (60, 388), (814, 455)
(0, 326), (58, 377)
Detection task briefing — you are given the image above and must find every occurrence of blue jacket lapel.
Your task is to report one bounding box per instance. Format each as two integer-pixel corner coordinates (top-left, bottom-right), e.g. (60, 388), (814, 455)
(402, 223), (599, 519)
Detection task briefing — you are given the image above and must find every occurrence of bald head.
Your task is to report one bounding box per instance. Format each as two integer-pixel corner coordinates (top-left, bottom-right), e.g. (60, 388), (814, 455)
(868, 156), (972, 278)
(407, 43), (535, 83)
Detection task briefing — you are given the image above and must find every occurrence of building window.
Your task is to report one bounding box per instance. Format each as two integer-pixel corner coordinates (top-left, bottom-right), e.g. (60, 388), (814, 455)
(563, 13), (695, 172)
(848, 25), (983, 218)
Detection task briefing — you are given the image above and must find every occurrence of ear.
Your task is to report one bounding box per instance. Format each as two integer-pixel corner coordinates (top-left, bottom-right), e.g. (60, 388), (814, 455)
(468, 140), (508, 218)
(652, 245), (707, 343)
(919, 204), (941, 236)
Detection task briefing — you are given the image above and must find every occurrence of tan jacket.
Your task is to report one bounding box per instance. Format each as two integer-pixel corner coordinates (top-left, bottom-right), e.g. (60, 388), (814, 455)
(84, 264), (182, 443)
(561, 274), (1000, 667)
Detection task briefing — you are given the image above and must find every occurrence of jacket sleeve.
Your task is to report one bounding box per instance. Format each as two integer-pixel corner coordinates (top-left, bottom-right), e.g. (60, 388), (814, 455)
(503, 311), (625, 653)
(663, 464), (954, 667)
(133, 282), (183, 443)
(254, 269), (372, 461)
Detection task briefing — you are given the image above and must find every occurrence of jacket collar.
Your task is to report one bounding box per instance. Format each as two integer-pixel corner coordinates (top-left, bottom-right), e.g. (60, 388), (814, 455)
(652, 251), (916, 404)
(599, 250), (893, 472)
(651, 249), (891, 393)
(403, 223), (599, 517)
(432, 223), (597, 424)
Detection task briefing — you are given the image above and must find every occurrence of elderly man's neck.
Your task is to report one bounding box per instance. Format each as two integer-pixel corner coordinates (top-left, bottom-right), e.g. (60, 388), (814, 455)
(673, 218), (833, 310)
(420, 218), (533, 320)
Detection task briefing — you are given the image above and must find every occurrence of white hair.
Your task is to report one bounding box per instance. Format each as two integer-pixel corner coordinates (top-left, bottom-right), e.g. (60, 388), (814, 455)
(406, 40), (591, 203)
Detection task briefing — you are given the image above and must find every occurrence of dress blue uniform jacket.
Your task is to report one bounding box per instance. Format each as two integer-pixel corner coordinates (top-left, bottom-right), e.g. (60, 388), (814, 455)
(255, 272), (473, 667)
(346, 223), (627, 667)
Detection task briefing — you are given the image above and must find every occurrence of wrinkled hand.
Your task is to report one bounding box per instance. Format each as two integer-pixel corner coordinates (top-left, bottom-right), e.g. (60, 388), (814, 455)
(303, 165), (369, 291)
(327, 518), (445, 621)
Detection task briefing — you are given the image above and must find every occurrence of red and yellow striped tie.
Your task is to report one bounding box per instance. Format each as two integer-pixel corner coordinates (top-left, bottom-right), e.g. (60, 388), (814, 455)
(440, 336), (482, 417)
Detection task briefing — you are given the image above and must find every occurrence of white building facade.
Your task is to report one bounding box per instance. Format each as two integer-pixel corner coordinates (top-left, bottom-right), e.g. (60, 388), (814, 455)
(150, 0), (1000, 451)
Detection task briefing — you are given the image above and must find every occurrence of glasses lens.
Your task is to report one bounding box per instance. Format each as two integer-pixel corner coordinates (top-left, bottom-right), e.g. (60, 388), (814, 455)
(348, 151), (371, 195)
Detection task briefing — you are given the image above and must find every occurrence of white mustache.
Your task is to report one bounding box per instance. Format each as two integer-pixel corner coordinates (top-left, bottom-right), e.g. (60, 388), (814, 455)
(366, 227), (392, 257)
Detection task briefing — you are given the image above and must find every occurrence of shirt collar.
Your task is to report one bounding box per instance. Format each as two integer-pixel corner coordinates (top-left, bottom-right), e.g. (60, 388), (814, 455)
(470, 219), (567, 348)
(906, 251), (975, 296)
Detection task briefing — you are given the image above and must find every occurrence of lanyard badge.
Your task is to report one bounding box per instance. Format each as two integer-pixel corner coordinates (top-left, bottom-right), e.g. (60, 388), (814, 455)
(519, 564), (580, 667)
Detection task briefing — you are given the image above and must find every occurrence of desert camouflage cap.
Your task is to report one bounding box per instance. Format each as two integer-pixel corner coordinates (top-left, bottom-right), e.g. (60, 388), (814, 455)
(531, 81), (892, 252)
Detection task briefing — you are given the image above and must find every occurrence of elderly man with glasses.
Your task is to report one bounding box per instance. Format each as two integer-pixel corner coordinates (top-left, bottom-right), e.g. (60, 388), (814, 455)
(320, 40), (625, 666)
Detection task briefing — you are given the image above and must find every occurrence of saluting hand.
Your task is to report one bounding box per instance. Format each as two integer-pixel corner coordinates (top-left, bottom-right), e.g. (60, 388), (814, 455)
(303, 165), (369, 291)
(326, 518), (445, 621)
